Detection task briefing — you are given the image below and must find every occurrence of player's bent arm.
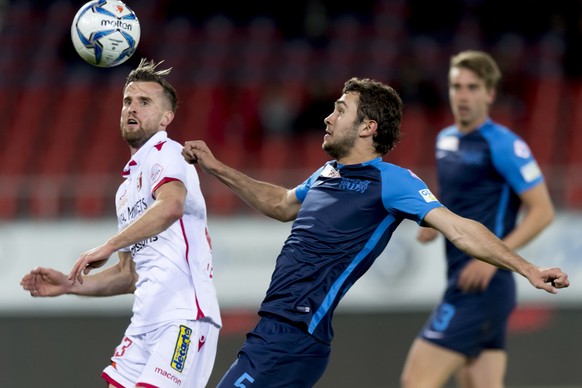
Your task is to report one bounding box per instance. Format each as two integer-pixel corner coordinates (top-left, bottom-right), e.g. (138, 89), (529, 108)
(68, 181), (186, 284)
(69, 251), (137, 296)
(423, 207), (538, 275)
(106, 180), (186, 251)
(205, 161), (300, 221)
(502, 182), (554, 251)
(183, 140), (301, 221)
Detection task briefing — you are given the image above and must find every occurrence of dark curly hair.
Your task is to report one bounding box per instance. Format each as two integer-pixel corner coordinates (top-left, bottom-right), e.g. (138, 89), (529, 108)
(342, 77), (403, 155)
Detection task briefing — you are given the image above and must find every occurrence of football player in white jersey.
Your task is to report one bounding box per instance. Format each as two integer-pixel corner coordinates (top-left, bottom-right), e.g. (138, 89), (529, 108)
(21, 59), (221, 388)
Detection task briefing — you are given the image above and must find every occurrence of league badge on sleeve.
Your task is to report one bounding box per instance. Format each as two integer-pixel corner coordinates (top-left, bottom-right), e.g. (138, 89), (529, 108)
(419, 189), (438, 203)
(513, 139), (532, 159)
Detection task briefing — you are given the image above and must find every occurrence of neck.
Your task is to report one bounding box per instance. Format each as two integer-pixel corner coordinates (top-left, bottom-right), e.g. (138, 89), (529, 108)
(337, 151), (381, 165)
(457, 117), (488, 133)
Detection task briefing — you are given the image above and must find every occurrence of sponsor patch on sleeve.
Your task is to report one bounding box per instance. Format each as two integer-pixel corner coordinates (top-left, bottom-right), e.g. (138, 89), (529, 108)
(171, 325), (192, 372)
(520, 160), (542, 183)
(419, 189), (438, 203)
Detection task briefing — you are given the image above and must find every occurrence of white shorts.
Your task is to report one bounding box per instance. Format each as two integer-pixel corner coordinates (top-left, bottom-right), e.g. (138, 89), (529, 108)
(102, 320), (219, 388)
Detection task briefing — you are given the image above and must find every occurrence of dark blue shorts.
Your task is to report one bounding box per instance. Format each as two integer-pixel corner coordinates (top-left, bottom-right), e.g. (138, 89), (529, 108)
(216, 314), (331, 388)
(420, 274), (516, 357)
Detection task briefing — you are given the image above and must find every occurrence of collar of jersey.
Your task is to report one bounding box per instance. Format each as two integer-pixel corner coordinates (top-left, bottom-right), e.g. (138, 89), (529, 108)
(121, 131), (168, 177)
(335, 156), (382, 169)
(452, 117), (493, 136)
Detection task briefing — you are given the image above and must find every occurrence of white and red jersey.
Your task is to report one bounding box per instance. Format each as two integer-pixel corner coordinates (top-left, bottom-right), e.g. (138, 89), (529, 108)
(116, 131), (221, 334)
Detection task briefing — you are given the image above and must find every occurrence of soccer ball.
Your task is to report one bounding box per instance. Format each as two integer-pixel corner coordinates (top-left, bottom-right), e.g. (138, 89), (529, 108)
(71, 0), (140, 68)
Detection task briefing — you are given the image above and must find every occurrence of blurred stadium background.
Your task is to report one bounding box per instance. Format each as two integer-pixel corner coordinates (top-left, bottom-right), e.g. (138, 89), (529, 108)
(0, 0), (581, 387)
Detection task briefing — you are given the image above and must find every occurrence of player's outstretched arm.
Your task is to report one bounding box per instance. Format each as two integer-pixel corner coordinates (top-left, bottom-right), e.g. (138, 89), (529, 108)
(423, 207), (570, 293)
(23, 252), (137, 298)
(182, 140), (301, 221)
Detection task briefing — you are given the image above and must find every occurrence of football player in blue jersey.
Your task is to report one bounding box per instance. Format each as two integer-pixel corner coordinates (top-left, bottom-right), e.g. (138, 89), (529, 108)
(183, 76), (568, 388)
(401, 50), (557, 388)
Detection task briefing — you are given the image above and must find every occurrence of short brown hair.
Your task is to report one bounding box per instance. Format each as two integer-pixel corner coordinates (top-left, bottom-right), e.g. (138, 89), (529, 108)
(450, 50), (501, 90)
(125, 58), (179, 112)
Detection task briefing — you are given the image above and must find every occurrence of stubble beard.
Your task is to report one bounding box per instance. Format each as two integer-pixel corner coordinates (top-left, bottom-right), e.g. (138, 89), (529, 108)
(121, 125), (156, 150)
(323, 126), (358, 160)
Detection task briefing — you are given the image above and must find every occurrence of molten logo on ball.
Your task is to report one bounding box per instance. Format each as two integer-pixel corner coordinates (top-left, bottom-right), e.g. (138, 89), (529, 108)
(71, 0), (140, 68)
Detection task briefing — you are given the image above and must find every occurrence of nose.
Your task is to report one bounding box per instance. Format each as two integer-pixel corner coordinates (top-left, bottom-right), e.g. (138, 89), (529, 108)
(324, 113), (333, 126)
(126, 103), (137, 115)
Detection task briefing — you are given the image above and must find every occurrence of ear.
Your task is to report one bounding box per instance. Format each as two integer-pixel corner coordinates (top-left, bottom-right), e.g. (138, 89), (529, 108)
(487, 88), (496, 105)
(161, 111), (175, 128)
(361, 120), (378, 137)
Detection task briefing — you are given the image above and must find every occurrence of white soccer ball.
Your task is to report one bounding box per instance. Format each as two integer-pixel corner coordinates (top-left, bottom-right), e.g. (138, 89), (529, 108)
(71, 0), (140, 68)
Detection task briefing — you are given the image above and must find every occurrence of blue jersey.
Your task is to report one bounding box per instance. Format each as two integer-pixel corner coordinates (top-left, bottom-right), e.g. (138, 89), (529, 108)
(258, 157), (443, 344)
(435, 118), (544, 280)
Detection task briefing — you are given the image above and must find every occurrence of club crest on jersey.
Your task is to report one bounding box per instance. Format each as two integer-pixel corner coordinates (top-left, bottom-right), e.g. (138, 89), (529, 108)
(436, 135), (459, 151)
(339, 178), (370, 193)
(320, 163), (341, 178)
(118, 188), (128, 209)
(136, 172), (142, 191)
(171, 325), (192, 372)
(419, 189), (438, 203)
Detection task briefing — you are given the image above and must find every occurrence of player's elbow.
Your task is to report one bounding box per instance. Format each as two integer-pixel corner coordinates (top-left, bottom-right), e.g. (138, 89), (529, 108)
(544, 204), (555, 227)
(164, 198), (185, 222)
(270, 201), (300, 222)
(277, 211), (297, 222)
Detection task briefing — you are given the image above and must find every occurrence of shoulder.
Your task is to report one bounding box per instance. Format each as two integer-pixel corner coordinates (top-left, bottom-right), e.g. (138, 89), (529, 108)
(373, 159), (417, 177)
(437, 124), (458, 138)
(374, 160), (430, 190)
(481, 120), (533, 154)
(481, 120), (522, 143)
(153, 137), (181, 152)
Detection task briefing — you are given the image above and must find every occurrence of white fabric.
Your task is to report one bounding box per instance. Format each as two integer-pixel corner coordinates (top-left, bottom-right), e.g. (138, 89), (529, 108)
(116, 131), (221, 335)
(102, 319), (219, 387)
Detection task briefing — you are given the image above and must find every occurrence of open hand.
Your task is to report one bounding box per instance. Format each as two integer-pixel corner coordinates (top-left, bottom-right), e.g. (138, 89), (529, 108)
(20, 267), (70, 297)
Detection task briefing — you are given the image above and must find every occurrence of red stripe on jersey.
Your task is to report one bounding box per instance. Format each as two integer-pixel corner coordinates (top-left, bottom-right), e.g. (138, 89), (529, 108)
(101, 371), (125, 388)
(179, 218), (206, 320)
(151, 177), (179, 197)
(179, 218), (189, 265)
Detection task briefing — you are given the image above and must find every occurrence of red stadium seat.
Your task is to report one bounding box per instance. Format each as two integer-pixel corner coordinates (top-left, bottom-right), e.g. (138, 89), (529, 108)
(523, 76), (564, 168)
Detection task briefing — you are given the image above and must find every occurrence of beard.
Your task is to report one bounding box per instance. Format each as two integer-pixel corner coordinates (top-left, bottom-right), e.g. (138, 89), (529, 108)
(323, 125), (359, 160)
(121, 125), (156, 149)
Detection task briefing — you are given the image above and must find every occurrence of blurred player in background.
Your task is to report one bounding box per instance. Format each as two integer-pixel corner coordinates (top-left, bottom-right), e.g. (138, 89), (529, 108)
(400, 50), (555, 388)
(21, 59), (221, 388)
(182, 77), (568, 387)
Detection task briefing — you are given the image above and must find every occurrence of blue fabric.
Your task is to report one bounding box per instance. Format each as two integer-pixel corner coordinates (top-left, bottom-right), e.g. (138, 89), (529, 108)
(216, 315), (331, 388)
(259, 158), (442, 344)
(421, 118), (544, 355)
